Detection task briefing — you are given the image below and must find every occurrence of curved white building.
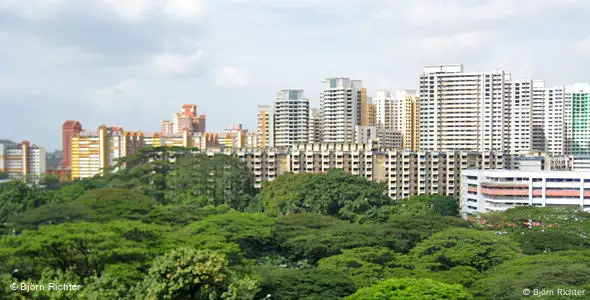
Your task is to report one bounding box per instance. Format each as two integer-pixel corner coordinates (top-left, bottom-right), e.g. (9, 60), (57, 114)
(461, 169), (590, 218)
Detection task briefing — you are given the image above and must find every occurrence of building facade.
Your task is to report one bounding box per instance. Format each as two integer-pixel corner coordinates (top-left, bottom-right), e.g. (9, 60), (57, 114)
(419, 64), (510, 152)
(354, 126), (403, 149)
(461, 169), (590, 218)
(161, 104), (206, 136)
(0, 140), (46, 180)
(506, 80), (534, 153)
(374, 90), (395, 130)
(320, 78), (363, 143)
(61, 120), (83, 169)
(257, 105), (274, 148)
(531, 80), (547, 152)
(568, 83), (590, 155)
(308, 108), (321, 143)
(274, 89), (310, 147)
(395, 90), (420, 151)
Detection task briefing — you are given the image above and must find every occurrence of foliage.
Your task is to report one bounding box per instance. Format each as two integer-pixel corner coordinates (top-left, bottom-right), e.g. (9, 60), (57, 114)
(409, 228), (520, 272)
(317, 247), (401, 287)
(0, 181), (54, 224)
(473, 250), (590, 300)
(253, 266), (356, 300)
(274, 214), (465, 263)
(180, 213), (276, 263)
(136, 248), (259, 300)
(258, 170), (393, 223)
(0, 221), (175, 281)
(473, 206), (590, 254)
(0, 172), (8, 180)
(392, 195), (459, 217)
(7, 188), (157, 231)
(344, 277), (473, 300)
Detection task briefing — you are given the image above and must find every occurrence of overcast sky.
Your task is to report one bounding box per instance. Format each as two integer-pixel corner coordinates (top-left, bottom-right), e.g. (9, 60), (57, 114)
(1, 0), (589, 151)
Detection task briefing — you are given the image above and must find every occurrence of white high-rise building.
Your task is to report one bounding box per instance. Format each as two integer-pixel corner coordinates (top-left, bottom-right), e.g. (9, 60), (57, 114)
(374, 90), (395, 130)
(419, 64), (510, 152)
(257, 105), (275, 148)
(544, 86), (566, 155)
(507, 80), (533, 153)
(308, 108), (321, 143)
(273, 89), (310, 147)
(320, 77), (363, 143)
(531, 80), (546, 152)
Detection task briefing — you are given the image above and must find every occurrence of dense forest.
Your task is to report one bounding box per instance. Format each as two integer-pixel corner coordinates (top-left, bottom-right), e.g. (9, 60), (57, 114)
(1, 147), (589, 299)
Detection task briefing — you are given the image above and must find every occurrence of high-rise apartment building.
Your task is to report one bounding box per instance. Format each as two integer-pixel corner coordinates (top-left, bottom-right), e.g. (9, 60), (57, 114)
(506, 80), (534, 153)
(368, 103), (377, 126)
(161, 104), (206, 136)
(257, 105), (274, 148)
(61, 120), (82, 168)
(395, 90), (420, 151)
(374, 90), (395, 130)
(567, 83), (590, 155)
(320, 77), (363, 143)
(0, 140), (46, 180)
(544, 86), (567, 155)
(308, 108), (321, 143)
(419, 64), (510, 152)
(531, 80), (546, 151)
(274, 89), (310, 147)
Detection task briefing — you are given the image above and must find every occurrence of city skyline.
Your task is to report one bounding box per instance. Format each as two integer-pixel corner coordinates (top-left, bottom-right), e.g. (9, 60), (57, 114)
(2, 0), (590, 150)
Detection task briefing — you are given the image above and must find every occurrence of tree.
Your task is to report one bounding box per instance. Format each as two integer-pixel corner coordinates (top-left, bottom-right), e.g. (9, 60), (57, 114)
(344, 277), (473, 300)
(259, 170), (393, 223)
(0, 172), (8, 180)
(409, 228), (520, 272)
(391, 195), (459, 217)
(0, 221), (175, 281)
(473, 250), (590, 300)
(274, 214), (467, 264)
(137, 248), (259, 300)
(0, 181), (54, 224)
(474, 206), (590, 255)
(8, 188), (158, 231)
(180, 213), (276, 263)
(165, 154), (255, 210)
(317, 247), (401, 287)
(254, 266), (356, 300)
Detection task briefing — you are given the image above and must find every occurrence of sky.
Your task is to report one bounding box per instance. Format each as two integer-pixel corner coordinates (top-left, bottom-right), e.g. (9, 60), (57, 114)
(1, 0), (590, 151)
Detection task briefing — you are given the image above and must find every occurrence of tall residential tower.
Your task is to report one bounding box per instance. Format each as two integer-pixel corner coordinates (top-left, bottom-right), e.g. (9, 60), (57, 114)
(320, 78), (363, 143)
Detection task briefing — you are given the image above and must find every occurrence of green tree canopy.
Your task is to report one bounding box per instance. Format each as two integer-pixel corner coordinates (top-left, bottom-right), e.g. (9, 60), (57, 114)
(344, 277), (473, 300)
(254, 266), (356, 300)
(473, 250), (590, 300)
(180, 213), (276, 263)
(137, 248), (258, 300)
(391, 195), (459, 217)
(409, 228), (520, 272)
(258, 170), (393, 223)
(317, 246), (401, 287)
(0, 221), (175, 281)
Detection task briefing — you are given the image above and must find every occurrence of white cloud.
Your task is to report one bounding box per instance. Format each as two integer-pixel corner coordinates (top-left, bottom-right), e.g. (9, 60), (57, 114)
(212, 66), (249, 89)
(0, 0), (66, 19)
(395, 30), (497, 58)
(401, 0), (589, 26)
(101, 79), (137, 95)
(576, 35), (590, 55)
(162, 0), (205, 20)
(149, 50), (203, 75)
(99, 0), (160, 22)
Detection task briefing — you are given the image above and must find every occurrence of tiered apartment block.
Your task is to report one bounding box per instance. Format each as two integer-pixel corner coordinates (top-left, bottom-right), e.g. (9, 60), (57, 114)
(462, 169), (590, 217)
(210, 142), (503, 198)
(0, 140), (46, 180)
